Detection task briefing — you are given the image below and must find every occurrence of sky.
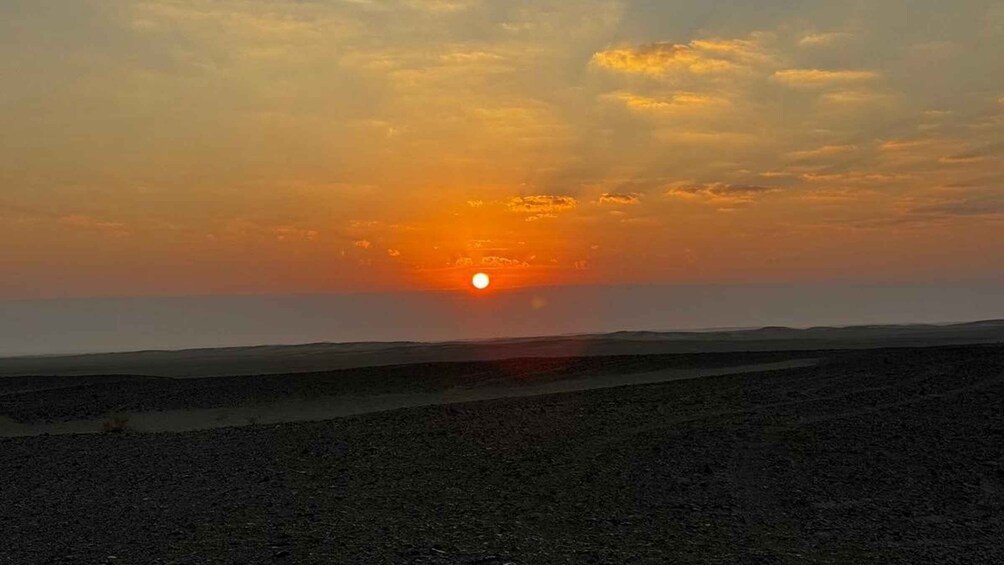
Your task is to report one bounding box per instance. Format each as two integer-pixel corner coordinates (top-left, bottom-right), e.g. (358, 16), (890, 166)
(1, 1), (1003, 339)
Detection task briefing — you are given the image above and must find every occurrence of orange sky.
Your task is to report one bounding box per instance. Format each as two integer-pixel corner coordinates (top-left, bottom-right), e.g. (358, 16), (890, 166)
(1, 0), (1003, 299)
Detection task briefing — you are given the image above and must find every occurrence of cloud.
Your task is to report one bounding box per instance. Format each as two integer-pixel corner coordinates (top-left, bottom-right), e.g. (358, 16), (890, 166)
(772, 69), (879, 87)
(798, 32), (852, 47)
(939, 153), (986, 164)
(466, 200), (484, 208)
(507, 195), (578, 214)
(602, 92), (728, 115)
(598, 193), (641, 205)
(922, 110), (954, 120)
(591, 35), (768, 76)
(593, 44), (732, 75)
(654, 130), (758, 146)
(405, 0), (477, 14)
(879, 138), (932, 151)
(58, 215), (130, 237)
(787, 144), (858, 160)
(271, 226), (318, 241)
(465, 239), (495, 249)
(481, 256), (529, 268)
(907, 195), (1004, 218)
(213, 219), (320, 242)
(439, 50), (505, 64)
(797, 188), (874, 203)
(387, 248), (401, 257)
(667, 183), (778, 204)
(353, 239), (371, 249)
(799, 172), (914, 184)
(819, 89), (891, 105)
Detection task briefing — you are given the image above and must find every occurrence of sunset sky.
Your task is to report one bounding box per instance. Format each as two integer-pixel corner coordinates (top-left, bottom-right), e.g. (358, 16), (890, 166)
(2, 0), (1003, 301)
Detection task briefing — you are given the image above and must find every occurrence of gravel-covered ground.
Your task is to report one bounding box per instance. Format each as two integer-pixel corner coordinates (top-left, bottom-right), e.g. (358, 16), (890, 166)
(0, 351), (818, 425)
(2, 345), (1003, 563)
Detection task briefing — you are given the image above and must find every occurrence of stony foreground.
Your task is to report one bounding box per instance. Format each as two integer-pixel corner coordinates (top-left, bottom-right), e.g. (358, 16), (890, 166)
(2, 345), (1003, 563)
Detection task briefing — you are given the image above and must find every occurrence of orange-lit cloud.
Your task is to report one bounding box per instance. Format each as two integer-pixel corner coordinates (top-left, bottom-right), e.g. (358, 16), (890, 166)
(667, 183), (778, 205)
(798, 32), (852, 47)
(598, 193), (641, 205)
(591, 36), (771, 76)
(482, 256), (529, 268)
(603, 92), (729, 115)
(524, 213), (558, 222)
(593, 43), (734, 75)
(819, 89), (891, 105)
(58, 215), (130, 238)
(787, 144), (859, 160)
(271, 226), (319, 242)
(507, 195), (578, 214)
(939, 153), (986, 164)
(772, 69), (879, 87)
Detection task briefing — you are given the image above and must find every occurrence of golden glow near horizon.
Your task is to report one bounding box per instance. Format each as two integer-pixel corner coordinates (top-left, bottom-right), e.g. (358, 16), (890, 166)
(472, 272), (491, 290)
(0, 1), (1002, 299)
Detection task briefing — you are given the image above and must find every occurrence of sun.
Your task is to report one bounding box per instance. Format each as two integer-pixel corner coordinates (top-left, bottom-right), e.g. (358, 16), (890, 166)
(471, 272), (490, 290)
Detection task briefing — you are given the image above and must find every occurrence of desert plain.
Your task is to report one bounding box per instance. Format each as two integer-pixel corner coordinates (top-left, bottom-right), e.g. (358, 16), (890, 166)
(1, 323), (1003, 563)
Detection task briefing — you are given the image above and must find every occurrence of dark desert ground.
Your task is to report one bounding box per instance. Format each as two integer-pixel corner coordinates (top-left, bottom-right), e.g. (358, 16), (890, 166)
(2, 323), (1004, 564)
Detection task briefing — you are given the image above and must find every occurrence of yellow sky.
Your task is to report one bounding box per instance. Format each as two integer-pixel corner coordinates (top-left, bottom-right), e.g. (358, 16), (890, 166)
(1, 0), (1002, 298)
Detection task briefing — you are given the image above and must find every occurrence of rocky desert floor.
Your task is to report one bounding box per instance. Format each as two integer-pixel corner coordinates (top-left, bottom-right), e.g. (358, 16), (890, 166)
(1, 345), (1003, 563)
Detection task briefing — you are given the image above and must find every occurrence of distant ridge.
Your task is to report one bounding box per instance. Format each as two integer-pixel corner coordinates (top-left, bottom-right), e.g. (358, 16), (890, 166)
(604, 319), (1004, 340)
(1, 319), (1003, 378)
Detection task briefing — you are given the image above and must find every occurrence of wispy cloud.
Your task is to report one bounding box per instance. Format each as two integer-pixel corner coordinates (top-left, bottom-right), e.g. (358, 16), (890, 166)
(939, 153), (986, 164)
(773, 69), (879, 87)
(598, 193), (641, 205)
(58, 215), (130, 237)
(667, 183), (778, 205)
(798, 32), (852, 47)
(602, 92), (729, 115)
(787, 144), (859, 161)
(271, 226), (319, 242)
(819, 89), (891, 105)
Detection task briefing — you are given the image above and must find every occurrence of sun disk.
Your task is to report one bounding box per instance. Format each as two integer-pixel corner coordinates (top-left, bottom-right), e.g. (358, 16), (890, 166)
(472, 272), (490, 290)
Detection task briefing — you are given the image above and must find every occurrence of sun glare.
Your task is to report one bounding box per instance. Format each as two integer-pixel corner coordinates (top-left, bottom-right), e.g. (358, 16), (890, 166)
(471, 272), (490, 290)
